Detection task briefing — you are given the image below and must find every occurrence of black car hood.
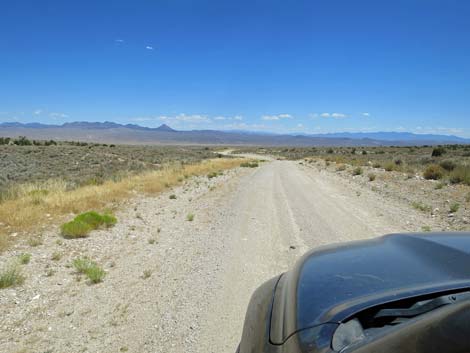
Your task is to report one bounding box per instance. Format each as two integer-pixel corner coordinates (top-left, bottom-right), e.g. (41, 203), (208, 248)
(270, 232), (470, 344)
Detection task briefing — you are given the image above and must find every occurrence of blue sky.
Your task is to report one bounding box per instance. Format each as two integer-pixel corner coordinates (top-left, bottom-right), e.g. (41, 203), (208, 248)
(1, 0), (469, 136)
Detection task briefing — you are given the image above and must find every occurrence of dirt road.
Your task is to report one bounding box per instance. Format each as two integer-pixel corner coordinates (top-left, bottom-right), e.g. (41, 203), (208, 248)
(1, 160), (431, 353)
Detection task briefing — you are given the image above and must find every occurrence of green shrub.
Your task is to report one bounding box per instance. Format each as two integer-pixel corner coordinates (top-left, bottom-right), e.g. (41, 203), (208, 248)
(449, 165), (470, 185)
(368, 173), (376, 181)
(74, 211), (116, 228)
(85, 265), (106, 283)
(372, 162), (381, 168)
(61, 220), (93, 238)
(336, 164), (347, 171)
(186, 213), (195, 222)
(423, 164), (444, 180)
(207, 172), (218, 179)
(0, 265), (25, 289)
(169, 194), (177, 199)
(61, 211), (117, 238)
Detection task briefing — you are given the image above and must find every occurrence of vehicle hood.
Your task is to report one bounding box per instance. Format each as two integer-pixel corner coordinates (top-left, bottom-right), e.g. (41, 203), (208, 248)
(270, 232), (470, 344)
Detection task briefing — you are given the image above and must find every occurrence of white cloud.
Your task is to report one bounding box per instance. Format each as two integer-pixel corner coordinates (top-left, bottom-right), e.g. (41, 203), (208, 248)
(146, 46), (154, 50)
(159, 113), (211, 123)
(297, 123), (304, 128)
(214, 116), (227, 120)
(223, 122), (267, 130)
(413, 126), (465, 136)
(49, 112), (68, 119)
(33, 109), (42, 115)
(261, 113), (293, 121)
(317, 112), (348, 119)
(362, 112), (370, 117)
(262, 115), (279, 121)
(115, 39), (124, 43)
(234, 115), (243, 121)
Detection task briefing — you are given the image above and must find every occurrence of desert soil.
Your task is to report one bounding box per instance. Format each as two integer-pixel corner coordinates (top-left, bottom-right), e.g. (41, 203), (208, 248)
(0, 159), (457, 353)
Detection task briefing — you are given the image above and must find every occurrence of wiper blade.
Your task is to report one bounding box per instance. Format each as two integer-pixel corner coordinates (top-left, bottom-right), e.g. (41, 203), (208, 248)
(374, 291), (470, 319)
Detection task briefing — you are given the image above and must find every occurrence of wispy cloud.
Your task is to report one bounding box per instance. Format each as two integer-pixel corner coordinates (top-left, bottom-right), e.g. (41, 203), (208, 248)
(362, 112), (370, 117)
(413, 126), (465, 136)
(33, 109), (42, 115)
(49, 112), (69, 119)
(115, 39), (124, 43)
(159, 113), (211, 123)
(261, 113), (293, 121)
(214, 115), (243, 121)
(145, 46), (154, 50)
(222, 122), (267, 130)
(312, 112), (349, 119)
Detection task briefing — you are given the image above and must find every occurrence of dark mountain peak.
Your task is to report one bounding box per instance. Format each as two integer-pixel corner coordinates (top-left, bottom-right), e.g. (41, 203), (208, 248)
(155, 124), (176, 132)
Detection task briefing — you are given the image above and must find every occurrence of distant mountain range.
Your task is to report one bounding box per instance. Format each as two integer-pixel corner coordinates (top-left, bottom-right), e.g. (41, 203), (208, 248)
(0, 121), (468, 146)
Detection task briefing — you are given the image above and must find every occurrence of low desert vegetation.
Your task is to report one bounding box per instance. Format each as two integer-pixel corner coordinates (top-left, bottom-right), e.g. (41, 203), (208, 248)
(240, 161), (259, 168)
(72, 257), (106, 284)
(0, 157), (247, 251)
(0, 143), (220, 197)
(61, 211), (117, 238)
(423, 164), (444, 180)
(186, 213), (195, 222)
(18, 253), (31, 264)
(0, 264), (25, 289)
(412, 201), (432, 213)
(352, 167), (363, 176)
(51, 252), (62, 261)
(169, 194), (177, 199)
(449, 203), (460, 214)
(233, 145), (470, 187)
(368, 173), (376, 181)
(142, 269), (152, 279)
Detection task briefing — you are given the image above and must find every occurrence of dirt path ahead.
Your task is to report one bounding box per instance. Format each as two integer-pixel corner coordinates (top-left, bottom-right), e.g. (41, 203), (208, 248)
(1, 160), (431, 353)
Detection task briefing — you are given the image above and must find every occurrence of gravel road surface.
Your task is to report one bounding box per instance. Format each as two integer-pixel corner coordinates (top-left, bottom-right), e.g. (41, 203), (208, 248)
(1, 160), (430, 353)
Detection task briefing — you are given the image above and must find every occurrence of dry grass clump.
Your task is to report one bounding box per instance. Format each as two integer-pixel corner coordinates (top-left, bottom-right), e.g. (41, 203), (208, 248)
(0, 158), (246, 251)
(18, 253), (31, 264)
(423, 164), (445, 180)
(449, 165), (470, 185)
(352, 167), (363, 176)
(0, 264), (25, 289)
(240, 162), (259, 168)
(412, 201), (432, 213)
(61, 211), (117, 238)
(72, 257), (106, 284)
